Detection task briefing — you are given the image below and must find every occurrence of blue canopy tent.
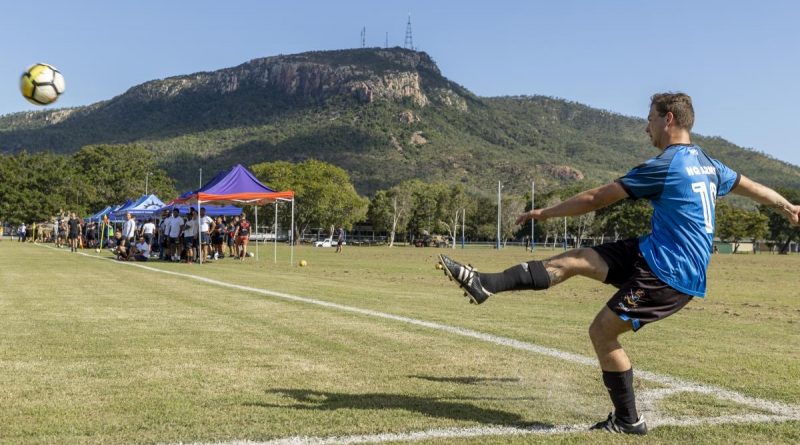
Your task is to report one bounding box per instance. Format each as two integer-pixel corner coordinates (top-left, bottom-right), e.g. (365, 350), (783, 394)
(106, 200), (133, 223)
(117, 194), (167, 219)
(84, 205), (112, 222)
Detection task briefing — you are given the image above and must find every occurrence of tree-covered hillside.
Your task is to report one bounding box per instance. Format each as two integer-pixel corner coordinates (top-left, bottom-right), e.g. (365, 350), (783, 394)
(1, 48), (798, 196)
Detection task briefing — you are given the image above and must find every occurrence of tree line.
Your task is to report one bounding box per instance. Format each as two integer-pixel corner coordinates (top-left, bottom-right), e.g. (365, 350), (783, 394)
(1, 151), (797, 253)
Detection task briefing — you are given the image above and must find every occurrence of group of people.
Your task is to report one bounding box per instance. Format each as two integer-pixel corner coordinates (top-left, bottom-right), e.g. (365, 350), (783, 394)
(114, 208), (253, 263)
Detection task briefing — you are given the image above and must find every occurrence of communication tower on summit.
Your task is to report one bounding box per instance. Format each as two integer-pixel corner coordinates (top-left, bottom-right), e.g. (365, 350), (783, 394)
(361, 27), (366, 48)
(404, 14), (414, 50)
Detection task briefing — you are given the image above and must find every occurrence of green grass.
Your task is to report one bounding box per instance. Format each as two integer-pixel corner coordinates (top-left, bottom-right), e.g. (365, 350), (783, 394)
(0, 241), (797, 444)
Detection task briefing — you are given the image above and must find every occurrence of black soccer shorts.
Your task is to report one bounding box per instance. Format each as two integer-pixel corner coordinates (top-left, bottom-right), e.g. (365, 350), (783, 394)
(591, 238), (693, 331)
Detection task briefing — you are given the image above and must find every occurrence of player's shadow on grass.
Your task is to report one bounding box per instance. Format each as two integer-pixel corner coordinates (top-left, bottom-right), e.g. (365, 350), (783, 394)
(251, 388), (551, 427)
(409, 375), (521, 385)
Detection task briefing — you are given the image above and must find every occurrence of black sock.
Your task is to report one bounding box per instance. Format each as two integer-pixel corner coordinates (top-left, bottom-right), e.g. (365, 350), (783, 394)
(479, 261), (551, 293)
(602, 368), (638, 424)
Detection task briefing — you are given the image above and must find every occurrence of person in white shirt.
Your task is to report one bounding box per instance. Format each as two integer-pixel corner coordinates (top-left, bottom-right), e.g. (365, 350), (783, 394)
(132, 236), (150, 261)
(141, 218), (156, 253)
(199, 207), (215, 261)
(166, 208), (184, 261)
(182, 208), (199, 263)
(122, 213), (137, 247)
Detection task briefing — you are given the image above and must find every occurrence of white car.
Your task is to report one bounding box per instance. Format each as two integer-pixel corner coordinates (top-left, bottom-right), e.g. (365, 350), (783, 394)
(313, 237), (345, 247)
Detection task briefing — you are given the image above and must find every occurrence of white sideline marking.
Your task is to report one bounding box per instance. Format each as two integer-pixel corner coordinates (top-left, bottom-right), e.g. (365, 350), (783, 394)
(41, 246), (800, 443)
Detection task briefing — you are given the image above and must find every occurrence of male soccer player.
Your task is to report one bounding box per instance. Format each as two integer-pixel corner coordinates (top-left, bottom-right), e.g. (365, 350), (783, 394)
(439, 92), (800, 435)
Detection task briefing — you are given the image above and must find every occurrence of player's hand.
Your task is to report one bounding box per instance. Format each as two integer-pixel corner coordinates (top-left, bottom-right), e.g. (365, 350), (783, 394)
(516, 209), (547, 225)
(789, 204), (800, 226)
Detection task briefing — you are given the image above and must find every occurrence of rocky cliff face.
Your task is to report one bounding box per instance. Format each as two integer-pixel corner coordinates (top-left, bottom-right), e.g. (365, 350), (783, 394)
(127, 48), (467, 109)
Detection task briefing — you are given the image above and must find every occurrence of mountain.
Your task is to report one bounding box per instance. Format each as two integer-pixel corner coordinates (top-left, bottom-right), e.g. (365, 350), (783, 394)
(1, 47), (799, 195)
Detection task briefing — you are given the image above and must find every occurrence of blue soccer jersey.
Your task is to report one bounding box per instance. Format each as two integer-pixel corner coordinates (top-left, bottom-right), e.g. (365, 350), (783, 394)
(616, 144), (740, 297)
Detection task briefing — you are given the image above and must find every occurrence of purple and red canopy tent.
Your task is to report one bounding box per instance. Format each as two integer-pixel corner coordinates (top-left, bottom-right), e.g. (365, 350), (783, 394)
(172, 164), (295, 264)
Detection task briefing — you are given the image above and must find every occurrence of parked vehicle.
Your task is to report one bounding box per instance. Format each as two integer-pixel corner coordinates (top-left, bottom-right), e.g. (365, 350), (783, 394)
(313, 237), (346, 248)
(414, 234), (448, 248)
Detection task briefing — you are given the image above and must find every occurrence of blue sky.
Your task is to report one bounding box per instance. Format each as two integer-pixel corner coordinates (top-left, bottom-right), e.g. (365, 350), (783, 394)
(1, 0), (799, 166)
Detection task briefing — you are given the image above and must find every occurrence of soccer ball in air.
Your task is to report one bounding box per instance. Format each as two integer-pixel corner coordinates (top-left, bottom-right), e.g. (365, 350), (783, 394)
(299, 260), (308, 267)
(20, 63), (65, 105)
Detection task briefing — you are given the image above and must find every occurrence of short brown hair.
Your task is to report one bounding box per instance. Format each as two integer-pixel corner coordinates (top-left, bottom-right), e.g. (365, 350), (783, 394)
(650, 92), (694, 131)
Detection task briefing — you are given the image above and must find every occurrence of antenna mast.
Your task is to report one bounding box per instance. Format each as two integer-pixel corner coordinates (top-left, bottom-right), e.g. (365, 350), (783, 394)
(361, 26), (366, 48)
(404, 14), (414, 50)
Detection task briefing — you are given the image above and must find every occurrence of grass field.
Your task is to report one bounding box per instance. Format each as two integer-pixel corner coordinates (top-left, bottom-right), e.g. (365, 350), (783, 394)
(0, 241), (798, 445)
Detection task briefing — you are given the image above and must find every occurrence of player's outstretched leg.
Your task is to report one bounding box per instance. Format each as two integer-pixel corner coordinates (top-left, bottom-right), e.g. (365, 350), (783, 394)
(438, 249), (608, 304)
(438, 254), (494, 304)
(437, 254), (555, 304)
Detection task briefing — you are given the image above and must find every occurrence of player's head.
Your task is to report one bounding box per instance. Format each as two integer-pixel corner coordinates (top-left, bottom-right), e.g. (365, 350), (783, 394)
(647, 92), (694, 148)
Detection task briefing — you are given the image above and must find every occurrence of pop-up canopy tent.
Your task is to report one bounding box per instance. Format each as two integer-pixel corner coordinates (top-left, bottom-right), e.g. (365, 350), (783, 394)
(113, 194), (166, 219)
(149, 203), (244, 218)
(104, 200), (133, 223)
(84, 205), (112, 222)
(172, 164), (295, 264)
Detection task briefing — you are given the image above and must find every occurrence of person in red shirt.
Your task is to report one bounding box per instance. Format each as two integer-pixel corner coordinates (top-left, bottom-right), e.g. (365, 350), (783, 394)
(234, 213), (251, 260)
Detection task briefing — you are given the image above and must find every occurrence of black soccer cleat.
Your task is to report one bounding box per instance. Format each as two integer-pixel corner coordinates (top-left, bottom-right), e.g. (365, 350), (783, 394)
(589, 413), (647, 435)
(438, 254), (493, 305)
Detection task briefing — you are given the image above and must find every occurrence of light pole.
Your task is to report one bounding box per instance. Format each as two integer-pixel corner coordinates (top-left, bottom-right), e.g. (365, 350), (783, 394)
(531, 180), (535, 252)
(144, 172), (150, 195)
(496, 181), (502, 250)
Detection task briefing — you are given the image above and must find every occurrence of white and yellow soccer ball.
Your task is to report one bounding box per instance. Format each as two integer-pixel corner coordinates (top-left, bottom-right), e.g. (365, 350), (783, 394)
(20, 63), (65, 105)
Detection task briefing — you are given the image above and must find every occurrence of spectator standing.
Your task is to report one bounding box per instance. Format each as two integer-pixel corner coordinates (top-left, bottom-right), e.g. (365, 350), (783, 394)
(166, 208), (184, 262)
(182, 208), (199, 263)
(234, 213), (251, 260)
(141, 218), (156, 254)
(336, 227), (345, 253)
(227, 216), (238, 258)
(158, 210), (169, 260)
(67, 212), (81, 252)
(212, 216), (225, 259)
(199, 207), (215, 261)
(122, 213), (137, 248)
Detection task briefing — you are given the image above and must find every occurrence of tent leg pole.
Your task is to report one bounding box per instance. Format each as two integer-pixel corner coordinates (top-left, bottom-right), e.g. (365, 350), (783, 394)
(255, 206), (259, 261)
(290, 199), (295, 266)
(197, 199), (202, 264)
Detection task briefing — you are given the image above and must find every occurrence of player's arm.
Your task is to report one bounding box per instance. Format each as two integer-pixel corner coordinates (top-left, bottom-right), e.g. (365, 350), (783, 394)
(731, 175), (800, 225)
(516, 182), (629, 224)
